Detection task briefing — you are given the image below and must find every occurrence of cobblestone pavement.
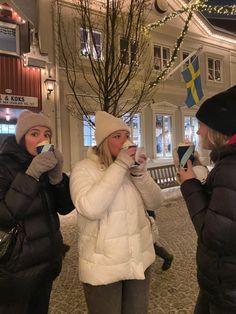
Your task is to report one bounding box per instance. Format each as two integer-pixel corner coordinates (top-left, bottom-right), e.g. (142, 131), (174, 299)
(49, 197), (198, 314)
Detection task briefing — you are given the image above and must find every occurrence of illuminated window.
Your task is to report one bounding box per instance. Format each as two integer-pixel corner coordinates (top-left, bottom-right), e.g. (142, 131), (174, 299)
(0, 124), (16, 134)
(153, 45), (170, 71)
(80, 28), (102, 60)
(184, 116), (199, 147)
(83, 115), (95, 146)
(155, 115), (172, 157)
(0, 21), (19, 56)
(120, 37), (137, 65)
(208, 57), (222, 82)
(123, 113), (141, 146)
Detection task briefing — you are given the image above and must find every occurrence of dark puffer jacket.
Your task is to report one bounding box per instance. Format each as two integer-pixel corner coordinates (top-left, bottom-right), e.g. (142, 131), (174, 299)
(0, 136), (74, 302)
(181, 143), (236, 310)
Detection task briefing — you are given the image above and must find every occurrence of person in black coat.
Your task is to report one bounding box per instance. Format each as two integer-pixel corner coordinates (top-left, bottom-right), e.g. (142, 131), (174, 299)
(178, 85), (236, 314)
(0, 110), (74, 314)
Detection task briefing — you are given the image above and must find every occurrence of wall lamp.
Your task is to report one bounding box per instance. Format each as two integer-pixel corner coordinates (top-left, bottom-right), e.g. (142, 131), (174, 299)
(44, 75), (56, 99)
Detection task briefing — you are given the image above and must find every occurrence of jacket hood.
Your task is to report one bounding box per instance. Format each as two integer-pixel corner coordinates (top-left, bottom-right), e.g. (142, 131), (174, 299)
(0, 135), (33, 166)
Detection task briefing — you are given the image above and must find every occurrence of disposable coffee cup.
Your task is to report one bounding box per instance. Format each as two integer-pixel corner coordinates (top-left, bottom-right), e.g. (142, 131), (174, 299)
(122, 139), (137, 151)
(135, 147), (145, 165)
(36, 141), (54, 154)
(122, 140), (140, 167)
(177, 142), (195, 168)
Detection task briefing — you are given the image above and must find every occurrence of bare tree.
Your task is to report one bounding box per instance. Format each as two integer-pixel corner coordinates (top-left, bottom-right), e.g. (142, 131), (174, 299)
(55, 0), (154, 124)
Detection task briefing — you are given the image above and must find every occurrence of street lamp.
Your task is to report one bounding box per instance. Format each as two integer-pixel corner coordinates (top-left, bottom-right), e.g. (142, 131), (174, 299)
(44, 75), (56, 99)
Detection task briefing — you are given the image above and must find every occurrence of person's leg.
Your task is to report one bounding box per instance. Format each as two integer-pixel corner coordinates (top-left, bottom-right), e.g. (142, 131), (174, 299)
(194, 290), (210, 314)
(27, 280), (53, 314)
(154, 243), (173, 271)
(83, 281), (122, 314)
(122, 266), (152, 314)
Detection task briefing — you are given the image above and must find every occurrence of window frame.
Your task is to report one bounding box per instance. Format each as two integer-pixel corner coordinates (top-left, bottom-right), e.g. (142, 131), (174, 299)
(83, 114), (96, 147)
(151, 102), (177, 161)
(80, 28), (102, 60)
(0, 21), (20, 56)
(122, 112), (142, 147)
(120, 36), (138, 65)
(153, 44), (170, 71)
(207, 56), (223, 83)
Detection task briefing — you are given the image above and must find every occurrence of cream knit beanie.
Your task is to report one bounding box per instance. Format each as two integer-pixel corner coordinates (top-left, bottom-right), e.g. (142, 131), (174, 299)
(95, 111), (130, 146)
(16, 110), (52, 143)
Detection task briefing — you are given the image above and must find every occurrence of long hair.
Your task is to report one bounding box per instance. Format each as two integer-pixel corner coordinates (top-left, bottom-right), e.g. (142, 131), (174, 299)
(95, 138), (114, 168)
(204, 127), (229, 151)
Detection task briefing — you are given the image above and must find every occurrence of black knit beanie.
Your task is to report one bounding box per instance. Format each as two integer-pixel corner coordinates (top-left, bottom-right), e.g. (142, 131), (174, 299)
(196, 85), (236, 136)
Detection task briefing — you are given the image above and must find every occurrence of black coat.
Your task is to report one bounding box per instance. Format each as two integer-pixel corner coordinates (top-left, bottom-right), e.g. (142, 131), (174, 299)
(181, 143), (236, 310)
(0, 136), (74, 301)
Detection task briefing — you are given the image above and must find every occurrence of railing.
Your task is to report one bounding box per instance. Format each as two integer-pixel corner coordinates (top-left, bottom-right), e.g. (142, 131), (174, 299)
(147, 164), (179, 189)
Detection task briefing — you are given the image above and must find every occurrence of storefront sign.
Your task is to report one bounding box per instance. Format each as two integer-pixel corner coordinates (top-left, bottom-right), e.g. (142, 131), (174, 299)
(0, 94), (38, 107)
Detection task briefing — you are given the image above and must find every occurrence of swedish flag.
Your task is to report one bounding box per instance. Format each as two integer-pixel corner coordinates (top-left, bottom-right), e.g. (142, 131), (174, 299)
(182, 57), (204, 108)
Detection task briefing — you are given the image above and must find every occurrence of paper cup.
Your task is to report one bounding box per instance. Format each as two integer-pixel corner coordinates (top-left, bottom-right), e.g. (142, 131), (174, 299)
(177, 144), (195, 168)
(135, 147), (145, 164)
(122, 139), (137, 151)
(36, 143), (54, 154)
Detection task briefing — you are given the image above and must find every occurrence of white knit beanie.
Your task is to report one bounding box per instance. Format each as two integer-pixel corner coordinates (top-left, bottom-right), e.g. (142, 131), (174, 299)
(95, 111), (130, 146)
(16, 110), (52, 143)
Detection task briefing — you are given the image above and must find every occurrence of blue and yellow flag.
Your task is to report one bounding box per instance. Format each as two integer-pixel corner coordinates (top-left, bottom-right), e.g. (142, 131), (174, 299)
(181, 57), (204, 108)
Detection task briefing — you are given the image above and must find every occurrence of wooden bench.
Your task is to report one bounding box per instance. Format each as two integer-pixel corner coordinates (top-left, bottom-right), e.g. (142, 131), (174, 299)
(147, 164), (179, 189)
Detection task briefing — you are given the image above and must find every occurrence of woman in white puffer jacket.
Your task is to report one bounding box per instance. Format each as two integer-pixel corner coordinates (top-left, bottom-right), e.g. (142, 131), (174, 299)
(70, 111), (163, 314)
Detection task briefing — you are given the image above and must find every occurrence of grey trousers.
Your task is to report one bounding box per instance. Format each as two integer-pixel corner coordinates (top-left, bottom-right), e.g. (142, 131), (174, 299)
(83, 266), (152, 314)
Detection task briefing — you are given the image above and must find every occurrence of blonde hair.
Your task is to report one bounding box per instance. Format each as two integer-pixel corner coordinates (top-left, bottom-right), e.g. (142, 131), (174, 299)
(95, 139), (114, 168)
(204, 127), (230, 150)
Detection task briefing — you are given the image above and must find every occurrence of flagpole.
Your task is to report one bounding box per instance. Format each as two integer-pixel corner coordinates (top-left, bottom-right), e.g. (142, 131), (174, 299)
(166, 45), (203, 79)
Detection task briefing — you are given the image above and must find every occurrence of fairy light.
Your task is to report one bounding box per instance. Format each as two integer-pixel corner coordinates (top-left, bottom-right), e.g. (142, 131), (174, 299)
(145, 0), (236, 89)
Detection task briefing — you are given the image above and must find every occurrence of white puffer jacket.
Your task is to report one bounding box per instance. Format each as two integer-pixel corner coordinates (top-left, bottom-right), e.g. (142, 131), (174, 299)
(70, 148), (163, 285)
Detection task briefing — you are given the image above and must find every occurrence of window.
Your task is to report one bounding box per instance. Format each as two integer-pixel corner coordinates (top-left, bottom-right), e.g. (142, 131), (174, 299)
(153, 45), (170, 71)
(123, 113), (141, 146)
(155, 115), (172, 157)
(0, 21), (19, 56)
(207, 57), (222, 82)
(83, 115), (95, 146)
(80, 28), (102, 60)
(182, 51), (196, 70)
(120, 37), (137, 65)
(184, 116), (199, 147)
(0, 124), (16, 134)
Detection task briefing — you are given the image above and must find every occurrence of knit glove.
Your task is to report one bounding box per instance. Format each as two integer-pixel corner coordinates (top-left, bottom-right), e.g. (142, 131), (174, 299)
(115, 149), (135, 170)
(130, 159), (147, 177)
(26, 151), (58, 180)
(48, 149), (63, 185)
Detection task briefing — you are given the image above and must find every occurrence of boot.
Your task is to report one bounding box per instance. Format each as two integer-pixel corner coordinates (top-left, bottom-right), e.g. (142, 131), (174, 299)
(154, 244), (174, 271)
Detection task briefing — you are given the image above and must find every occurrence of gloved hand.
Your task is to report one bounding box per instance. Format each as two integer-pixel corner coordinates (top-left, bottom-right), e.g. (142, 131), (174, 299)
(174, 148), (209, 185)
(115, 149), (135, 170)
(26, 151), (58, 180)
(130, 159), (147, 177)
(48, 149), (63, 185)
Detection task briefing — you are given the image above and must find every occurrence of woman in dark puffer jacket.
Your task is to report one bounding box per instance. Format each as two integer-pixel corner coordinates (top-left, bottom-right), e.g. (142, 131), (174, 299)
(178, 86), (236, 314)
(0, 110), (74, 314)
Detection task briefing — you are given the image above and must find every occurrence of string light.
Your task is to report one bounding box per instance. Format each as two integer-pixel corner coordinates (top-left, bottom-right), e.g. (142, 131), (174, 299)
(144, 0), (236, 89)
